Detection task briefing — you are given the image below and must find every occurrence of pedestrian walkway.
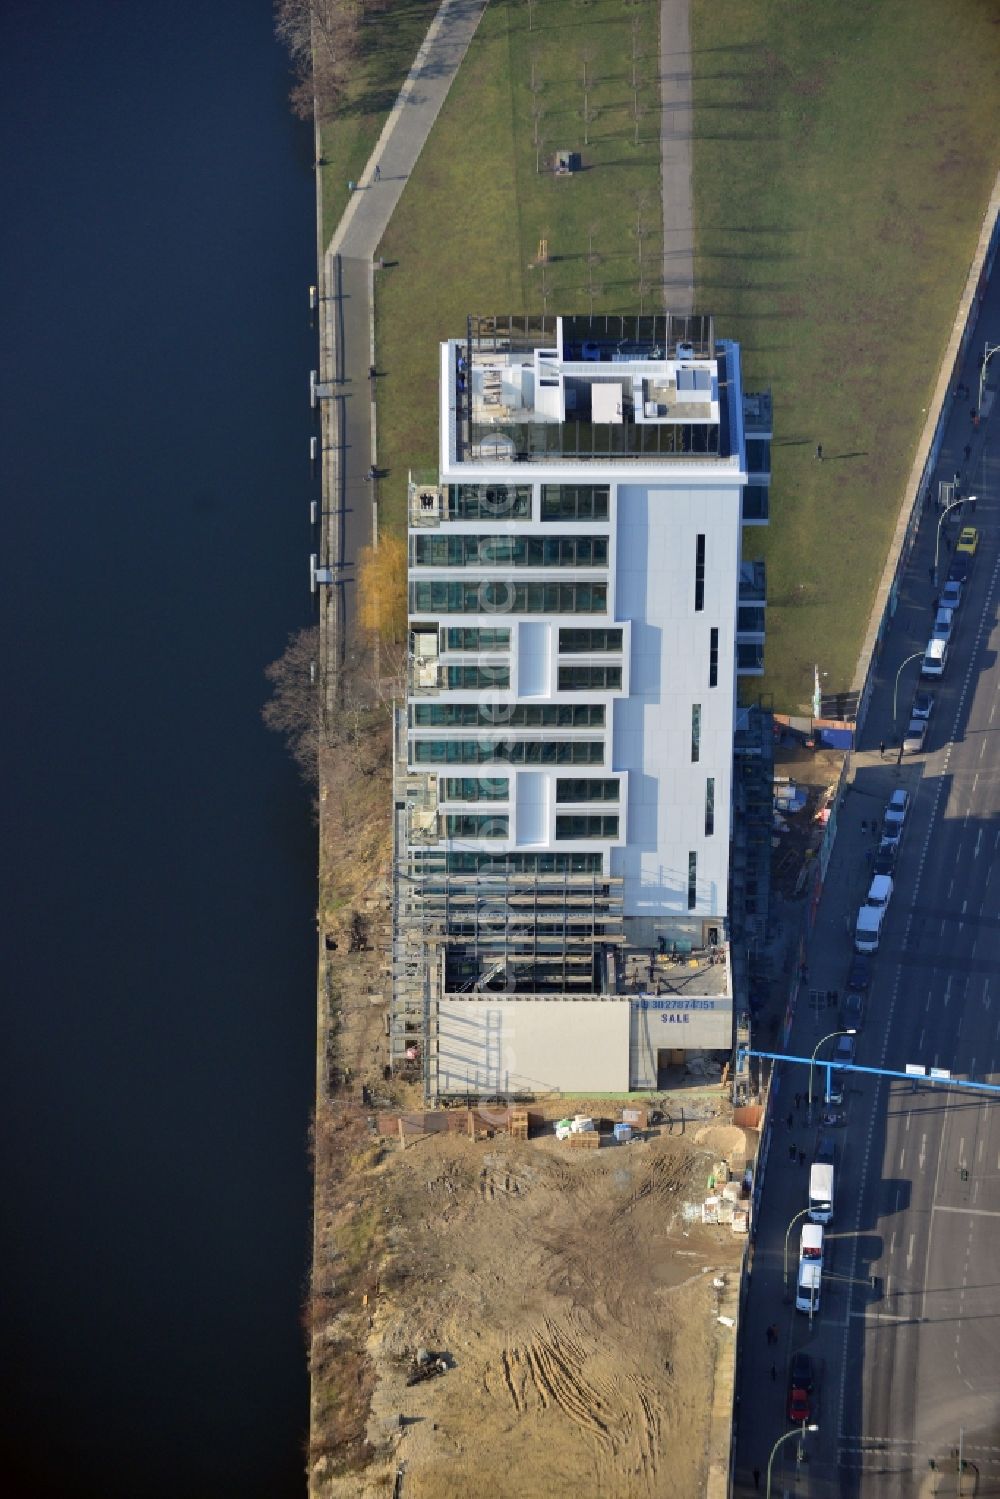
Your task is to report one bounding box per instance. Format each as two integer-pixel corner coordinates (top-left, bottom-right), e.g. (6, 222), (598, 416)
(317, 0), (487, 659)
(660, 0), (694, 314)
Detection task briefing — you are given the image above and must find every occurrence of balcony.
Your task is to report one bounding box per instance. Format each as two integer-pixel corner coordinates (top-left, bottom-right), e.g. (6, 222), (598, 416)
(743, 390), (772, 438)
(741, 484), (770, 525)
(738, 559), (767, 605)
(736, 642), (765, 676)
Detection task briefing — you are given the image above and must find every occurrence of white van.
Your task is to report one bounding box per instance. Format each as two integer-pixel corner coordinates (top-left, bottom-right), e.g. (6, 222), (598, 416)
(809, 1161), (834, 1223)
(800, 1223), (824, 1264)
(855, 903), (885, 953)
(796, 1260), (822, 1315)
(921, 635), (949, 678)
(865, 873), (893, 909)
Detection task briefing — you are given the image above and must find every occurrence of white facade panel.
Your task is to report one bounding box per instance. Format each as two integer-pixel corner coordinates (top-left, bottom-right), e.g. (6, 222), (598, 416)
(437, 997), (631, 1094)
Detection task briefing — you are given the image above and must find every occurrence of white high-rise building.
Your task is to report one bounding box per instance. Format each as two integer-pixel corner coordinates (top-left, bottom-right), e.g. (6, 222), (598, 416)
(393, 314), (770, 1097)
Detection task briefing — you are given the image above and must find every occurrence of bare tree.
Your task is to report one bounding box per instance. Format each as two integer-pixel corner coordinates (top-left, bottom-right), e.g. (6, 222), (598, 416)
(274, 0), (361, 122)
(632, 93), (647, 146)
(262, 625), (323, 784)
(531, 97), (546, 150)
(629, 14), (643, 90)
(586, 226), (602, 314)
(526, 0), (539, 32)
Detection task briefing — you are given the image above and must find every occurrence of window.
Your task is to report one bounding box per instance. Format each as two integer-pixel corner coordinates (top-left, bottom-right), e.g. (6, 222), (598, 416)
(443, 851), (603, 874)
(540, 485), (610, 520)
(445, 814), (508, 839)
(691, 704), (701, 763)
(408, 580), (608, 614)
(745, 438), (771, 474)
(556, 779), (620, 803)
(556, 814), (620, 839)
(442, 778), (509, 803)
(687, 852), (697, 910)
(412, 534), (608, 568)
(695, 534), (705, 612)
(411, 703), (605, 728)
(558, 664), (622, 691)
(705, 777), (715, 836)
(558, 628), (623, 653)
(709, 627), (719, 687)
(447, 484), (532, 520)
(445, 665), (510, 689)
(443, 627), (510, 652)
(413, 739), (604, 765)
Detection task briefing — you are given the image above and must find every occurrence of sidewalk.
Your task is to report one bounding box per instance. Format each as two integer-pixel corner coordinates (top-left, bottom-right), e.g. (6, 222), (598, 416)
(660, 0), (694, 313)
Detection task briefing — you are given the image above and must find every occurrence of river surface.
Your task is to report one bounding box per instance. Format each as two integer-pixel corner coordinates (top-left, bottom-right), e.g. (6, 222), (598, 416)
(0, 4), (317, 1494)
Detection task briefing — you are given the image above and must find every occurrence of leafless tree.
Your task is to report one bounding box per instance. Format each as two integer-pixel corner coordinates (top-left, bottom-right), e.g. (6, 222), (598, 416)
(632, 92), (647, 146)
(586, 225), (602, 314)
(274, 0), (361, 122)
(262, 625), (323, 784)
(531, 97), (546, 150)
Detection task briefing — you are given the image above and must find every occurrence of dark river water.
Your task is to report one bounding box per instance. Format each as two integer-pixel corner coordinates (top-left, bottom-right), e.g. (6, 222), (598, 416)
(0, 4), (318, 1494)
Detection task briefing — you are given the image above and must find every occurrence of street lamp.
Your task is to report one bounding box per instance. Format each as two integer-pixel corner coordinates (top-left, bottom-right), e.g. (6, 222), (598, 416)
(783, 1206), (811, 1295)
(767, 1424), (818, 1498)
(933, 496), (967, 584)
(977, 340), (999, 415)
(808, 1029), (857, 1116)
(892, 650), (924, 726)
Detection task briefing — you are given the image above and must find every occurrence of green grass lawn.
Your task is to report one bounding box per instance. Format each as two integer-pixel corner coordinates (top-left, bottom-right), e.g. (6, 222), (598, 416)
(318, 0), (441, 251)
(691, 0), (1000, 711)
(374, 0), (663, 533)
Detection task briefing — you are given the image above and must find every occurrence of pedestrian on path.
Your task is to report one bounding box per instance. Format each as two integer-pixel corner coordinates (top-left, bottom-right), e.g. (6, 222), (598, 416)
(815, 443), (823, 461)
(753, 1466), (761, 1491)
(373, 162), (381, 182)
(964, 443), (971, 462)
(794, 1092), (801, 1109)
(861, 818), (868, 834)
(786, 1111), (794, 1131)
(798, 1149), (806, 1167)
(789, 1142), (797, 1162)
(879, 739), (885, 758)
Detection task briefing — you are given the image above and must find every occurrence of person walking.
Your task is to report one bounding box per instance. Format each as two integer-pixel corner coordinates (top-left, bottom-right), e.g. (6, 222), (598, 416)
(752, 1466), (761, 1491)
(789, 1142), (797, 1162)
(786, 1111), (794, 1131)
(373, 162), (381, 182)
(815, 443), (823, 461)
(798, 1149), (806, 1167)
(879, 739), (885, 759)
(964, 443), (971, 462)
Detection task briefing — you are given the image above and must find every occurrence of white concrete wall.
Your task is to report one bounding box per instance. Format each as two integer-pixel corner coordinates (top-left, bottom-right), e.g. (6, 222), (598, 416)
(611, 483), (739, 918)
(629, 998), (734, 1089)
(436, 997), (630, 1094)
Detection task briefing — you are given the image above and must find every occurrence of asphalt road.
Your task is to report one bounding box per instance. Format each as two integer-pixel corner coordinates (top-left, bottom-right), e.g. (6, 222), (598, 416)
(734, 312), (1000, 1497)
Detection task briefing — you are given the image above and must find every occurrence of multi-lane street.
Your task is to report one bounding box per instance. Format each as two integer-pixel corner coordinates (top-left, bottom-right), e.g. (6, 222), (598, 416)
(735, 299), (1000, 1496)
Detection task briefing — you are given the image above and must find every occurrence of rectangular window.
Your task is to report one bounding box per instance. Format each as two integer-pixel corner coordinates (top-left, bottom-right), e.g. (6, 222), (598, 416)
(444, 851), (603, 875)
(411, 702), (605, 728)
(687, 852), (698, 910)
(445, 814), (508, 839)
(705, 777), (715, 836)
(555, 814), (620, 840)
(540, 485), (610, 520)
(556, 778), (620, 803)
(691, 704), (701, 763)
(413, 739), (604, 765)
(695, 534), (705, 612)
(558, 628), (623, 653)
(447, 484), (532, 520)
(408, 581), (608, 614)
(445, 665), (510, 690)
(558, 664), (623, 691)
(709, 627), (719, 687)
(443, 627), (510, 652)
(412, 534), (608, 568)
(441, 777), (509, 803)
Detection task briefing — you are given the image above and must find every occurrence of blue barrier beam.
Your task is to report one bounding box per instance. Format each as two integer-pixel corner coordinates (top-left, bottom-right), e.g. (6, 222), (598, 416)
(738, 1046), (1000, 1097)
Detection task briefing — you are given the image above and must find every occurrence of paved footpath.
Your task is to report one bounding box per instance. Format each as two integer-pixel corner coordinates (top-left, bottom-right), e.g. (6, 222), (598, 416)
(318, 0), (487, 651)
(660, 0), (694, 314)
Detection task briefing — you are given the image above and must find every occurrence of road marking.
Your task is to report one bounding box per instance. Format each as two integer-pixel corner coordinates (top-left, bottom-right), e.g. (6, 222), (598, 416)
(919, 1134), (926, 1171)
(944, 977), (952, 1007)
(918, 1026), (925, 1049)
(889, 1229), (896, 1257)
(981, 737), (988, 759)
(933, 1204), (1000, 1217)
(905, 1112), (912, 1133)
(907, 1233), (915, 1270)
(899, 1147), (906, 1170)
(974, 828), (983, 857)
(973, 772), (980, 795)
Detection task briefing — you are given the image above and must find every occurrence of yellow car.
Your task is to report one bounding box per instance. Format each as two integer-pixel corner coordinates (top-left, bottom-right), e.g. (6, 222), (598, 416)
(956, 526), (979, 556)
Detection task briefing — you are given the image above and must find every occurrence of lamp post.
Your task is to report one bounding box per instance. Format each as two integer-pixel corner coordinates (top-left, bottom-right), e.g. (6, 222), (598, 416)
(808, 1029), (857, 1117)
(933, 496), (967, 585)
(892, 651), (924, 727)
(767, 1424), (818, 1498)
(977, 341), (999, 415)
(783, 1206), (811, 1296)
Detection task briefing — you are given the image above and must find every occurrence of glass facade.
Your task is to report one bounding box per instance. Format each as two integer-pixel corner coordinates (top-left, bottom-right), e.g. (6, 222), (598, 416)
(556, 814), (620, 839)
(705, 777), (715, 836)
(695, 534), (705, 612)
(556, 779), (620, 802)
(445, 814), (508, 839)
(412, 702), (605, 728)
(709, 627), (719, 687)
(687, 851), (697, 909)
(691, 703), (701, 762)
(558, 664), (622, 691)
(540, 485), (610, 520)
(441, 851), (604, 874)
(409, 580), (607, 614)
(447, 484), (532, 520)
(413, 739), (605, 765)
(558, 628), (623, 653)
(443, 627), (510, 651)
(445, 665), (510, 689)
(442, 777), (509, 802)
(413, 534), (608, 568)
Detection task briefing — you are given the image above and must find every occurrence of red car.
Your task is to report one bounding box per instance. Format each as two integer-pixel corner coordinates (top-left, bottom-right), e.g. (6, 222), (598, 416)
(788, 1383), (811, 1422)
(787, 1350), (814, 1422)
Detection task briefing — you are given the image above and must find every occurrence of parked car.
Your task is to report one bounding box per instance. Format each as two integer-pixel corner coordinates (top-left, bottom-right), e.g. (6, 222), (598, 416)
(788, 1350), (814, 1422)
(903, 718), (928, 754)
(828, 1033), (856, 1104)
(948, 554), (972, 584)
(940, 580), (962, 611)
(873, 845), (897, 877)
(841, 988), (866, 1031)
(956, 526), (979, 556)
(813, 1134), (836, 1167)
(847, 953), (871, 994)
(911, 689), (935, 721)
(881, 789), (910, 847)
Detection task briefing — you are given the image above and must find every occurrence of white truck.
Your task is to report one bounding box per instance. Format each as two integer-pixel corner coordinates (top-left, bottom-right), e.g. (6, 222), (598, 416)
(808, 1161), (834, 1223)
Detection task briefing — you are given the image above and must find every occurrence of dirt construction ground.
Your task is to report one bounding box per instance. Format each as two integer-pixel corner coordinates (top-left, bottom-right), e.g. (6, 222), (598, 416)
(328, 1122), (747, 1499)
